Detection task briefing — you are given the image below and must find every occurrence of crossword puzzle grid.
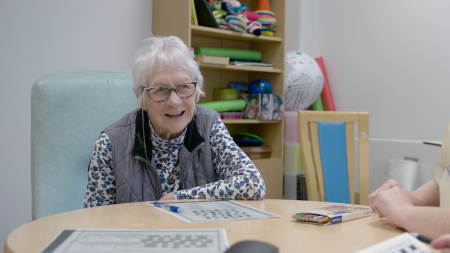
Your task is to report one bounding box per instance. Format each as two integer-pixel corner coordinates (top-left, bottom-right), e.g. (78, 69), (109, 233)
(141, 234), (214, 249)
(376, 238), (427, 253)
(149, 200), (280, 223)
(42, 229), (227, 253)
(356, 233), (433, 253)
(192, 209), (252, 219)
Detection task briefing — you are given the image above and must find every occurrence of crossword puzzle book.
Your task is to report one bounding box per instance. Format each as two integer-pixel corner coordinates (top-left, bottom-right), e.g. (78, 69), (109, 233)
(293, 205), (372, 225)
(40, 229), (228, 253)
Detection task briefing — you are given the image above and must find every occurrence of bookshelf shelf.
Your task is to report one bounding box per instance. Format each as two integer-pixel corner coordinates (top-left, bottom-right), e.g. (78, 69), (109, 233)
(197, 62), (282, 73)
(191, 25), (283, 42)
(153, 0), (286, 199)
(222, 119), (282, 124)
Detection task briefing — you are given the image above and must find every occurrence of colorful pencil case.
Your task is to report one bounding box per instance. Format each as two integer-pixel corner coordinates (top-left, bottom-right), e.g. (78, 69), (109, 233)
(293, 205), (372, 226)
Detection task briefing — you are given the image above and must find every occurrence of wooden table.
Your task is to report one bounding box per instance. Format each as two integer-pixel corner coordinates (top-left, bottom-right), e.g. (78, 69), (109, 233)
(4, 199), (437, 253)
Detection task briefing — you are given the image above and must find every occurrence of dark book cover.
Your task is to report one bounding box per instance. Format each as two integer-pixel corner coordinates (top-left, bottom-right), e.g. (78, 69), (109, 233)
(193, 0), (219, 28)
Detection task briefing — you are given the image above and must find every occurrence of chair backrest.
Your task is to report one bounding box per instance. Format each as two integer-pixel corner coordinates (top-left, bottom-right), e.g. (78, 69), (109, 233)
(298, 111), (370, 205)
(31, 69), (137, 219)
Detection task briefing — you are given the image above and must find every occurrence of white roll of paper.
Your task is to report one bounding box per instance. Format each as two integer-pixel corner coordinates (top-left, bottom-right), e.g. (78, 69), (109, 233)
(383, 159), (421, 192)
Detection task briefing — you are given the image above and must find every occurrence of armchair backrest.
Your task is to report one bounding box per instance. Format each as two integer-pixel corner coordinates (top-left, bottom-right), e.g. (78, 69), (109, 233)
(298, 111), (370, 205)
(31, 70), (137, 219)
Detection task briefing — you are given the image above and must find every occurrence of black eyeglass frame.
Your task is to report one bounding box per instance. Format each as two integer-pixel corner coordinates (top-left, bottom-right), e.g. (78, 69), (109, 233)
(141, 81), (198, 102)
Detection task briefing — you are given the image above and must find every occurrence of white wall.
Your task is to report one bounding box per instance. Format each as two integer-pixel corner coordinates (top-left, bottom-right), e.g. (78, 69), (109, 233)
(0, 0), (152, 249)
(307, 0), (450, 141)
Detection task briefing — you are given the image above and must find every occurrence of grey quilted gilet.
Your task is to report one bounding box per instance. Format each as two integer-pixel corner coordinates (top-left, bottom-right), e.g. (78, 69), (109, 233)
(103, 106), (220, 203)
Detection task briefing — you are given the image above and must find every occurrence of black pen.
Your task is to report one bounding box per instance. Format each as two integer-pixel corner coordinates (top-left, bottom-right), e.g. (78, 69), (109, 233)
(410, 232), (433, 244)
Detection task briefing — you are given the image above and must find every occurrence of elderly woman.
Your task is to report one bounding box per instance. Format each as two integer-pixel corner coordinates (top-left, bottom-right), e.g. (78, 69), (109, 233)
(84, 36), (266, 207)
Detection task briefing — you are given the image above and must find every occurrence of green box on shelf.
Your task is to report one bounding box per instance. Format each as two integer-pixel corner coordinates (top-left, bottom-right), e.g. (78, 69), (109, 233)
(241, 94), (284, 120)
(213, 89), (237, 101)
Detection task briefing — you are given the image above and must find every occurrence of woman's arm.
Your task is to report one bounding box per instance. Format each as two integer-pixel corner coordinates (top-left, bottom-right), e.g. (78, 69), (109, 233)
(373, 182), (448, 238)
(174, 117), (266, 200)
(410, 177), (440, 206)
(369, 177), (439, 215)
(396, 206), (450, 238)
(83, 133), (116, 207)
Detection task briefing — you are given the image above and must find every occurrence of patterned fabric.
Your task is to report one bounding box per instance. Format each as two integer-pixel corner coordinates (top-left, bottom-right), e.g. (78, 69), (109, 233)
(84, 116), (265, 208)
(149, 123), (186, 195)
(84, 135), (115, 207)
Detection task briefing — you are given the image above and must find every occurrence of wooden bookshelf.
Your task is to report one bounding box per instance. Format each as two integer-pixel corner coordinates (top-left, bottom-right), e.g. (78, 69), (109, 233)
(222, 119), (282, 124)
(153, 0), (286, 199)
(197, 63), (282, 73)
(191, 25), (283, 42)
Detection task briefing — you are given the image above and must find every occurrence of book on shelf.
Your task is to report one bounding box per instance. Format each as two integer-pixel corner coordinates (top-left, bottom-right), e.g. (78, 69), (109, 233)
(191, 0), (198, 25)
(229, 60), (273, 68)
(193, 0), (219, 28)
(195, 54), (229, 65)
(293, 205), (372, 226)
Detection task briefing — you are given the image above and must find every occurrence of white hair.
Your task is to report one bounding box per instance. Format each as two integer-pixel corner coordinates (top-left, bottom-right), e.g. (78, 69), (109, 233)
(132, 35), (205, 107)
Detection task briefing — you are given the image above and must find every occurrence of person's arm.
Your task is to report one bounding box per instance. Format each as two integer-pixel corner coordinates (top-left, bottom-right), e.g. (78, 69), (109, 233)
(368, 177), (439, 216)
(83, 133), (116, 207)
(410, 177), (440, 206)
(368, 120), (448, 236)
(174, 116), (265, 200)
(373, 184), (448, 238)
(391, 206), (450, 239)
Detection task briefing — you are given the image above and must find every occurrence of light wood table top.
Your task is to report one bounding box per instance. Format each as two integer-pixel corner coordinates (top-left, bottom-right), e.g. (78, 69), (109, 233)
(4, 199), (437, 253)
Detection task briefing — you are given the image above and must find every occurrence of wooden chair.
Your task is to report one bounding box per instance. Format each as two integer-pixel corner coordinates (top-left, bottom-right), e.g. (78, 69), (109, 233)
(298, 111), (369, 205)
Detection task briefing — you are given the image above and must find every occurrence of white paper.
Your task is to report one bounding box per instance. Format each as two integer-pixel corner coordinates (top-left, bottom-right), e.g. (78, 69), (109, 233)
(356, 232), (432, 253)
(41, 229), (228, 253)
(149, 200), (280, 223)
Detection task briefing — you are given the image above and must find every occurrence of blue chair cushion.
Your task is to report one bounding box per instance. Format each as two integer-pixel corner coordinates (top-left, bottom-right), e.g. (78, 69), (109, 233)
(318, 122), (350, 204)
(31, 69), (137, 219)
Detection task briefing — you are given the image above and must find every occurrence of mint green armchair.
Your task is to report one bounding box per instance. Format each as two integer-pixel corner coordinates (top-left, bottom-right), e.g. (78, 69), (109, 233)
(31, 70), (137, 219)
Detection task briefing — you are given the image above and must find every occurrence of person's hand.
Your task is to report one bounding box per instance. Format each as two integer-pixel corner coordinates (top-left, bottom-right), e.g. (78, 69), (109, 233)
(432, 234), (450, 253)
(159, 192), (175, 201)
(369, 180), (406, 217)
(373, 185), (413, 227)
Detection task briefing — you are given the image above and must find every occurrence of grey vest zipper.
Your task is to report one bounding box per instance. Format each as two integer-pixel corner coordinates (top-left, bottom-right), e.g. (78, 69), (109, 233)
(136, 156), (162, 199)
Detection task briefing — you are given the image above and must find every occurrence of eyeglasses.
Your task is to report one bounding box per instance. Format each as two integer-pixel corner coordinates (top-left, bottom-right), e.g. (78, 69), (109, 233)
(141, 81), (198, 102)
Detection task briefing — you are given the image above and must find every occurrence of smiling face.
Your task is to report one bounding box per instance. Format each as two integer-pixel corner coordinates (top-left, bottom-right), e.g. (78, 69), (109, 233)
(143, 65), (197, 140)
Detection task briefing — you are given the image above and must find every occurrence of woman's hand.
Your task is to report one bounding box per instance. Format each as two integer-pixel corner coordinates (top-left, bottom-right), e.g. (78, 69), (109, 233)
(373, 185), (413, 227)
(368, 180), (420, 217)
(432, 234), (450, 253)
(159, 192), (175, 201)
(368, 180), (403, 217)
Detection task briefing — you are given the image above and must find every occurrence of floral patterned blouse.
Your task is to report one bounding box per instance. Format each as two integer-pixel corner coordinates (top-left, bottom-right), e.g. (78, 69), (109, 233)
(84, 116), (265, 207)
